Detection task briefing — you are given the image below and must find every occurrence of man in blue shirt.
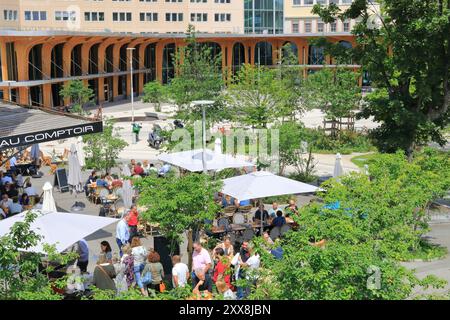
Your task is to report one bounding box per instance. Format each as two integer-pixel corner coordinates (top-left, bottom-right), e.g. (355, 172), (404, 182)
(271, 210), (286, 228)
(76, 239), (89, 273)
(158, 164), (171, 176)
(9, 196), (22, 216)
(116, 214), (130, 257)
(268, 202), (282, 218)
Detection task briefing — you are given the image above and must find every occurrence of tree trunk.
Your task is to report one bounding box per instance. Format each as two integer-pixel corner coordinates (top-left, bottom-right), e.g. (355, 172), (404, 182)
(187, 229), (193, 271)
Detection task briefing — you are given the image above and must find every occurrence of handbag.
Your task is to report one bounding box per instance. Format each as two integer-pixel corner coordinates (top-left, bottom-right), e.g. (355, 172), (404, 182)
(159, 281), (166, 292)
(141, 266), (152, 286)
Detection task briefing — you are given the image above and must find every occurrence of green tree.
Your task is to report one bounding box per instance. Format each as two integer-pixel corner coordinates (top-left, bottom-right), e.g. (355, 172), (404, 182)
(142, 81), (166, 112)
(276, 121), (317, 181)
(301, 68), (361, 125)
(0, 211), (77, 300)
(312, 0), (450, 157)
(276, 43), (305, 121)
(134, 173), (222, 270)
(226, 64), (280, 129)
(166, 25), (225, 124)
(59, 80), (94, 115)
(82, 118), (128, 172)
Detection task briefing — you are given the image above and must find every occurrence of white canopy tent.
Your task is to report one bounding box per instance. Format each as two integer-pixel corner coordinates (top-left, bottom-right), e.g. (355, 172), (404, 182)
(222, 171), (322, 201)
(158, 148), (254, 172)
(0, 210), (118, 254)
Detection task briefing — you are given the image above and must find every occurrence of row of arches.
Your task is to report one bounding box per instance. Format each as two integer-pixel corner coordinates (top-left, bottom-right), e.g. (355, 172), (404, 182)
(21, 39), (354, 107)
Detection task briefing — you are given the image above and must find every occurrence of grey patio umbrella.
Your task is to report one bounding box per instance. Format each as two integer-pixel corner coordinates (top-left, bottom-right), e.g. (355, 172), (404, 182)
(122, 164), (133, 209)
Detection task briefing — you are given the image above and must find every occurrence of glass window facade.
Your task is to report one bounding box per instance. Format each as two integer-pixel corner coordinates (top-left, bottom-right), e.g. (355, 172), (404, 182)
(244, 0), (284, 34)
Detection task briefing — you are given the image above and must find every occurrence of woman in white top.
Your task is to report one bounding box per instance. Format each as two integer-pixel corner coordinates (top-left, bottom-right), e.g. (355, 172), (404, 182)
(130, 237), (148, 296)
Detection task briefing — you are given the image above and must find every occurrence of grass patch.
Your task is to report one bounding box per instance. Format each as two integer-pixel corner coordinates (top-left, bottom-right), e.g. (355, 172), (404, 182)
(350, 153), (379, 169)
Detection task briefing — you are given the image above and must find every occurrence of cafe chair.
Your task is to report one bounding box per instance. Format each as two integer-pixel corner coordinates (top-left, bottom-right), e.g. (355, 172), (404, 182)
(242, 227), (255, 241)
(217, 217), (230, 231)
(270, 226), (281, 241)
(232, 213), (245, 225)
(280, 224), (292, 237)
(239, 205), (253, 213)
(98, 188), (111, 205)
(224, 206), (237, 214)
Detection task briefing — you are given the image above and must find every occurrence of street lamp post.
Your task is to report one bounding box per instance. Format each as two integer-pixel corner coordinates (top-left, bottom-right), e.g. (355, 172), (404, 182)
(191, 100), (215, 174)
(4, 80), (16, 103)
(127, 47), (136, 144)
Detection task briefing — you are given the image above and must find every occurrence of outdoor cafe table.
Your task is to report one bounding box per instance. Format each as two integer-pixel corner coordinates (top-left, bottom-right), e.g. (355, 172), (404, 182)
(14, 161), (34, 175)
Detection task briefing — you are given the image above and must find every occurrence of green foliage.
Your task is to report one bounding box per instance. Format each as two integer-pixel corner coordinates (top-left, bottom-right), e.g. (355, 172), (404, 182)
(59, 80), (94, 115)
(225, 64), (280, 129)
(0, 211), (77, 300)
(165, 25), (225, 123)
(309, 129), (375, 154)
(301, 68), (362, 121)
(142, 81), (166, 112)
(82, 118), (128, 172)
(249, 231), (444, 300)
(312, 0), (450, 155)
(134, 173), (222, 259)
(275, 121), (317, 180)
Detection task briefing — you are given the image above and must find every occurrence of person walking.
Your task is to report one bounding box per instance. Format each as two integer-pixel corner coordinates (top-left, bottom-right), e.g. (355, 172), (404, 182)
(76, 238), (89, 273)
(128, 205), (139, 240)
(191, 242), (212, 289)
(142, 250), (165, 293)
(116, 214), (130, 257)
(130, 237), (148, 296)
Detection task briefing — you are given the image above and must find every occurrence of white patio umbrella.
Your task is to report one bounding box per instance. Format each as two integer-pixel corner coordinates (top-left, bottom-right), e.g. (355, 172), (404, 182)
(333, 153), (344, 178)
(122, 164), (133, 209)
(0, 210), (118, 254)
(157, 148), (254, 172)
(222, 171), (321, 202)
(122, 180), (133, 210)
(222, 171), (322, 232)
(214, 138), (222, 154)
(30, 144), (40, 161)
(68, 144), (83, 193)
(76, 136), (85, 167)
(42, 181), (57, 213)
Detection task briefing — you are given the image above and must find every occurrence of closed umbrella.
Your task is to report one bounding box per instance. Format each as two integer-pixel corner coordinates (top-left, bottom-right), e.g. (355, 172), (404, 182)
(30, 144), (40, 160)
(333, 153), (344, 179)
(214, 138), (222, 154)
(76, 136), (85, 167)
(42, 181), (57, 213)
(68, 144), (83, 192)
(122, 180), (133, 210)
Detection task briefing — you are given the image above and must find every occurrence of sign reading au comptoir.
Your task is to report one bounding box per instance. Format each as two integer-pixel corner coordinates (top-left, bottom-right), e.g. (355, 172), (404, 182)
(0, 121), (103, 150)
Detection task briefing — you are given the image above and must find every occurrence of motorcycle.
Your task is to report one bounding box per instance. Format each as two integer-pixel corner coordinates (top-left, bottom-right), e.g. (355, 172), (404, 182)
(148, 124), (164, 149)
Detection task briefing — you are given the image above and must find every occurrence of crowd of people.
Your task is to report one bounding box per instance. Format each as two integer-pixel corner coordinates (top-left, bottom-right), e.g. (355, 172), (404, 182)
(0, 169), (41, 220)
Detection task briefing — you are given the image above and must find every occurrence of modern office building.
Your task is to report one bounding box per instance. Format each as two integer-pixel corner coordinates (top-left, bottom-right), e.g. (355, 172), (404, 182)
(244, 0), (284, 34)
(0, 30), (358, 108)
(284, 0), (366, 34)
(0, 0), (244, 34)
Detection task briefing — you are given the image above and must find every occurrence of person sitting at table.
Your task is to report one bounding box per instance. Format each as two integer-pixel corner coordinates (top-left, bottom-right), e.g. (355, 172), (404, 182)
(84, 170), (98, 196)
(268, 202), (282, 218)
(221, 195), (235, 208)
(253, 203), (269, 222)
(271, 210), (286, 228)
(214, 237), (234, 259)
(92, 253), (116, 292)
(24, 181), (37, 196)
(104, 172), (114, 186)
(96, 174), (110, 189)
(158, 164), (171, 177)
(9, 196), (22, 215)
(284, 199), (299, 217)
(20, 193), (30, 206)
(132, 162), (144, 176)
(0, 172), (13, 185)
(1, 193), (13, 210)
(33, 196), (42, 210)
(100, 241), (113, 262)
(3, 182), (19, 198)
